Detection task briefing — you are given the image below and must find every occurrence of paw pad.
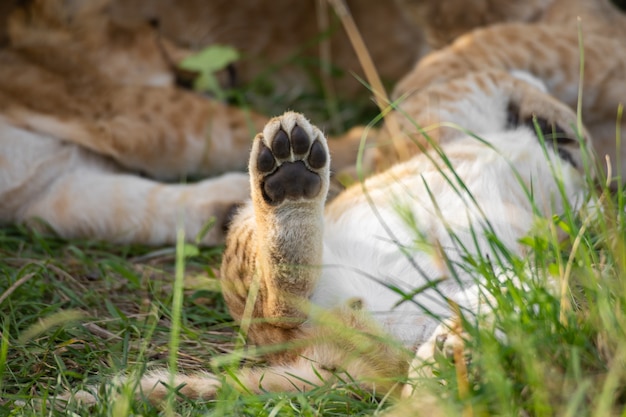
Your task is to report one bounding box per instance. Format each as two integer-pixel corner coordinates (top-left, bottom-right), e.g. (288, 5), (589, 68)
(271, 130), (291, 159)
(253, 118), (329, 206)
(257, 143), (276, 173)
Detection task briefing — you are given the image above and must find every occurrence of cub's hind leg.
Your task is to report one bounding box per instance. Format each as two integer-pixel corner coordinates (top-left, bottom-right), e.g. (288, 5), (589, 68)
(221, 111), (331, 346)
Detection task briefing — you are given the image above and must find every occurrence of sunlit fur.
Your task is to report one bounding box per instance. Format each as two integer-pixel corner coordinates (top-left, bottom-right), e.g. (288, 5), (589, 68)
(0, 0), (265, 245)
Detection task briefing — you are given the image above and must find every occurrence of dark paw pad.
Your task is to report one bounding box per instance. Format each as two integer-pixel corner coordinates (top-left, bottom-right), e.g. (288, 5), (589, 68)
(263, 161), (322, 205)
(257, 142), (276, 173)
(308, 141), (327, 169)
(272, 130), (291, 159)
(291, 125), (311, 155)
(256, 121), (328, 205)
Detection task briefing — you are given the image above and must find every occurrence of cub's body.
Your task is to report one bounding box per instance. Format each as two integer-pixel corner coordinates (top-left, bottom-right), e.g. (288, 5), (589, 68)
(315, 127), (582, 346)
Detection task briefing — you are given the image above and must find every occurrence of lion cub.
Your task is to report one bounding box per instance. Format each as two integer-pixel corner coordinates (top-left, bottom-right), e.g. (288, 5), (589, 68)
(58, 68), (588, 406)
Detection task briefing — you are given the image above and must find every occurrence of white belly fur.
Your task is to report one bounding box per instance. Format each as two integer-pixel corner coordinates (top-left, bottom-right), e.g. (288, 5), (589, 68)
(311, 127), (584, 346)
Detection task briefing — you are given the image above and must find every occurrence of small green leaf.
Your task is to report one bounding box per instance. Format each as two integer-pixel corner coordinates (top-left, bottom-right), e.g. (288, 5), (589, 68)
(554, 216), (572, 235)
(180, 45), (240, 73)
(194, 71), (220, 93)
(179, 45), (240, 94)
(547, 263), (561, 276)
(182, 243), (200, 258)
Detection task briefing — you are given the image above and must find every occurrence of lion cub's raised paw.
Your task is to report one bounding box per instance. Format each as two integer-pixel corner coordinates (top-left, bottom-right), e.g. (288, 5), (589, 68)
(234, 111), (330, 328)
(250, 112), (330, 207)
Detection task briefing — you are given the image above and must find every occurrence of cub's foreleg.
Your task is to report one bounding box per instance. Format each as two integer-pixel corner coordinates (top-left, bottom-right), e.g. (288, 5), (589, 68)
(18, 164), (248, 246)
(221, 112), (331, 346)
(377, 70), (587, 170)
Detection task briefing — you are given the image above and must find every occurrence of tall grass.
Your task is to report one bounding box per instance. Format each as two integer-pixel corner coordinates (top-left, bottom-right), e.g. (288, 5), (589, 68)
(382, 120), (626, 416)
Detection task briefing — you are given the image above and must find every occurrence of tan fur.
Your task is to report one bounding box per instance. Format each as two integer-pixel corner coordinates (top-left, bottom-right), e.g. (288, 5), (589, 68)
(367, 69), (592, 172)
(1, 0), (268, 179)
(397, 0), (626, 48)
(0, 0), (397, 244)
(393, 0), (626, 175)
(0, 0), (278, 245)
